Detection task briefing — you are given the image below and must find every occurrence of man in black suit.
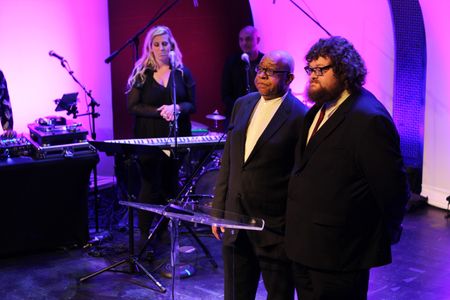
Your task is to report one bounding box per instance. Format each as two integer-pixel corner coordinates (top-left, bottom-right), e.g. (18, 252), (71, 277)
(212, 50), (307, 300)
(221, 26), (264, 129)
(285, 36), (410, 299)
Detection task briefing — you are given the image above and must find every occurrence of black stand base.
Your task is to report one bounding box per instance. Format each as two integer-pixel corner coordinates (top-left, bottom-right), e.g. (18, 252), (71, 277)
(79, 204), (166, 293)
(160, 262), (196, 279)
(79, 255), (166, 293)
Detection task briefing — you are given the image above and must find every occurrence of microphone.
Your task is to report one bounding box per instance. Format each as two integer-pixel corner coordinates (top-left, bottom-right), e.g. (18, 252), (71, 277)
(49, 50), (65, 61)
(169, 51), (176, 68)
(241, 53), (250, 65)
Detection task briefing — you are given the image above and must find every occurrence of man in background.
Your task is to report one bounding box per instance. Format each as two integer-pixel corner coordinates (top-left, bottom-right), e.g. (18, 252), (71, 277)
(221, 26), (264, 129)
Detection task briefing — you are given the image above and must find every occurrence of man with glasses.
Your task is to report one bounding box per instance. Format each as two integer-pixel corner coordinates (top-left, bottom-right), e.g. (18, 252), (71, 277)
(221, 26), (264, 129)
(212, 50), (307, 300)
(286, 36), (410, 299)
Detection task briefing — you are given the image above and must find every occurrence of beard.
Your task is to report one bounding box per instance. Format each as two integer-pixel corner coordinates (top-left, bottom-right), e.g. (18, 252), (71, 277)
(307, 80), (345, 105)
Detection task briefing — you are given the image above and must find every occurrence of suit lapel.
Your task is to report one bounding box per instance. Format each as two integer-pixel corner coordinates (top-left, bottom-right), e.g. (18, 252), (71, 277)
(244, 93), (292, 164)
(296, 93), (358, 173)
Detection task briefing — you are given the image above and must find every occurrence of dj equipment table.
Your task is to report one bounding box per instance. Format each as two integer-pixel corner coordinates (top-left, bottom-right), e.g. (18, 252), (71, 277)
(0, 152), (98, 257)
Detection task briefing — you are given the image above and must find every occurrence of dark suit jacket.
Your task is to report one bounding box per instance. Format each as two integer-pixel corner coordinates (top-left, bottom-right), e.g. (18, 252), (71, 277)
(213, 91), (307, 248)
(286, 88), (410, 271)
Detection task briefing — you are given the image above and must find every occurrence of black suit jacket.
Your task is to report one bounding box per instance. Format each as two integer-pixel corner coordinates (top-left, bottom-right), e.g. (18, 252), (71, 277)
(286, 88), (410, 271)
(213, 91), (307, 248)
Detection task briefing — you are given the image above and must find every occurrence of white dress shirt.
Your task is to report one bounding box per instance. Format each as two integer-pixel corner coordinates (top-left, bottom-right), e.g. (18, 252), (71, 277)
(244, 93), (286, 161)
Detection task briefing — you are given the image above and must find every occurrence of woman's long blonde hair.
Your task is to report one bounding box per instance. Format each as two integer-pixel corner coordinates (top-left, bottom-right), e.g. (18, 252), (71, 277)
(126, 25), (183, 92)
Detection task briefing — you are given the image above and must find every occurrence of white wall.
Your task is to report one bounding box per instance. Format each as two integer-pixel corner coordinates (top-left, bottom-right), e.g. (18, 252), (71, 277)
(420, 0), (450, 209)
(0, 0), (114, 175)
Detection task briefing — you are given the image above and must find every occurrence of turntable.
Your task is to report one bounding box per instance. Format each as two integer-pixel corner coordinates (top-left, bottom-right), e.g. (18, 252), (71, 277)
(28, 116), (88, 146)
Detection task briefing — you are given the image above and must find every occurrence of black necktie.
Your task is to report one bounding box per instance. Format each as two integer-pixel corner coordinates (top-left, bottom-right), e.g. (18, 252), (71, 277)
(311, 105), (326, 136)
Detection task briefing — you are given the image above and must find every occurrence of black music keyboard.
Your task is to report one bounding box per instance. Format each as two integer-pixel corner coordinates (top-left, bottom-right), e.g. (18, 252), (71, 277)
(105, 134), (227, 149)
(90, 134), (226, 156)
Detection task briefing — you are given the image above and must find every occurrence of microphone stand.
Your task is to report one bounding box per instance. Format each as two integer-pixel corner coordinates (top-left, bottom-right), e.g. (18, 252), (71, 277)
(79, 0), (182, 292)
(288, 0), (332, 36)
(104, 0), (180, 64)
(131, 60), (226, 283)
(170, 63), (179, 159)
(244, 62), (250, 94)
(104, 0), (180, 241)
(57, 59), (102, 233)
(102, 0), (181, 274)
(168, 62), (180, 291)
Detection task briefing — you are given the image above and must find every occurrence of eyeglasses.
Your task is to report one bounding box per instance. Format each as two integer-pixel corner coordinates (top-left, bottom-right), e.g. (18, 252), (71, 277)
(255, 65), (290, 77)
(304, 65), (333, 76)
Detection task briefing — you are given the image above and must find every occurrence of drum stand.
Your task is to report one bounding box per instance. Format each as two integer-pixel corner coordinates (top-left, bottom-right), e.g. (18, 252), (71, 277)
(79, 154), (166, 293)
(134, 207), (218, 277)
(134, 132), (229, 273)
(136, 145), (222, 272)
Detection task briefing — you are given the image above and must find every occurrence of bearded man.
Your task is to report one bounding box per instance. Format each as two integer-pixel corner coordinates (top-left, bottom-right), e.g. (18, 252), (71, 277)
(285, 36), (410, 300)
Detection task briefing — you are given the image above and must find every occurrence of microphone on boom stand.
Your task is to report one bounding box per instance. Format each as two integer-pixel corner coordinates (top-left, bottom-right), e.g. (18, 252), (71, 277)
(241, 53), (251, 94)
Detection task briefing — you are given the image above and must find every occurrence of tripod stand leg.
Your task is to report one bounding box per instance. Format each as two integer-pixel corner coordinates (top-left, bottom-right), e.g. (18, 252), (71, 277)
(93, 165), (100, 233)
(79, 256), (166, 293)
(80, 206), (166, 292)
(184, 223), (218, 268)
(136, 214), (166, 259)
(131, 257), (166, 293)
(79, 258), (129, 283)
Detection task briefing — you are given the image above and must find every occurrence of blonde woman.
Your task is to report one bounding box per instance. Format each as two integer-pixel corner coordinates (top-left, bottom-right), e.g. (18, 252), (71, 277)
(127, 25), (196, 239)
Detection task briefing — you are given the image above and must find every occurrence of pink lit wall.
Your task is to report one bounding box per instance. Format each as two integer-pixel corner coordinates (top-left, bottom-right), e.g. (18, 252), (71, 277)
(0, 0), (113, 175)
(250, 0), (450, 208)
(249, 0), (394, 110)
(2, 0), (448, 200)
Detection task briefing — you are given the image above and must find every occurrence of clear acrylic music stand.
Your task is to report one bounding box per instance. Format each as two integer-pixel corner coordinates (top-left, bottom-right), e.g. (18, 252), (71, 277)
(119, 201), (264, 300)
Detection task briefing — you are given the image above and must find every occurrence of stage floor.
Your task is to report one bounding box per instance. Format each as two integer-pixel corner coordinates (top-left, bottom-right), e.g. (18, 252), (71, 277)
(0, 199), (449, 299)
